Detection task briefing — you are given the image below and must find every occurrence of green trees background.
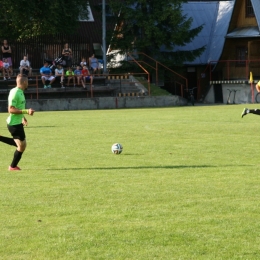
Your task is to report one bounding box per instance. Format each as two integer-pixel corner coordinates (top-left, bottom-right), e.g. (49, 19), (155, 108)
(0, 0), (204, 66)
(0, 0), (89, 39)
(108, 0), (205, 65)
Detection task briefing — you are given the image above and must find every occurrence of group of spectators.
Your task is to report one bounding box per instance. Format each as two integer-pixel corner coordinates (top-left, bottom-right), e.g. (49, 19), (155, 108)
(0, 40), (101, 89)
(40, 62), (94, 89)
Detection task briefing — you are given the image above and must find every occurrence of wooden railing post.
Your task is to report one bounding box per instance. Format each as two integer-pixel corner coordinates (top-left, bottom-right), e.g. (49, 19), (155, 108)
(36, 75), (39, 100)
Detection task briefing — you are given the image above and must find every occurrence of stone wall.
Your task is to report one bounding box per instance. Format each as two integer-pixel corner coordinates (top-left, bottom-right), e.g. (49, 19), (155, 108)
(0, 96), (187, 112)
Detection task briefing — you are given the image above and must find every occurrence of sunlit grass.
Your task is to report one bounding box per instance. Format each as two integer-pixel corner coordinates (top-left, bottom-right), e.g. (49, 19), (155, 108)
(0, 105), (260, 259)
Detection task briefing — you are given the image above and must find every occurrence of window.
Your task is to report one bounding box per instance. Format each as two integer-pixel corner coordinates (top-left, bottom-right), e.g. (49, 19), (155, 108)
(236, 47), (247, 66)
(246, 0), (255, 18)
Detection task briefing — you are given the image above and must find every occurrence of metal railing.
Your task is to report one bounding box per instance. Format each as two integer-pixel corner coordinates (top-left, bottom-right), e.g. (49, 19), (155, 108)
(195, 59), (260, 101)
(127, 52), (188, 97)
(208, 59), (260, 81)
(1, 72), (150, 100)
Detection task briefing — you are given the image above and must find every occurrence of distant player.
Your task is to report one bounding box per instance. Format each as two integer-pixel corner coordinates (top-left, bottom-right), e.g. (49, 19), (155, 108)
(0, 74), (35, 170)
(241, 108), (260, 118)
(241, 81), (260, 118)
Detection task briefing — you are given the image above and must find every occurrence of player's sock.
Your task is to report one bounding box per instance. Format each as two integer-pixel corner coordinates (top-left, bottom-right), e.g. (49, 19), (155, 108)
(0, 136), (17, 146)
(249, 109), (260, 115)
(10, 150), (23, 168)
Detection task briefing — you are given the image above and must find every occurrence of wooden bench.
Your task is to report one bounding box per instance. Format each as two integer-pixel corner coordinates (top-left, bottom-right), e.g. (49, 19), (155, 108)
(0, 73), (136, 100)
(0, 75), (116, 100)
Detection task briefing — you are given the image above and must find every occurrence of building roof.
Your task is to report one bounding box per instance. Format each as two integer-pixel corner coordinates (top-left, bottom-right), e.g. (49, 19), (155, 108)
(171, 1), (234, 65)
(252, 0), (260, 30)
(76, 0), (102, 44)
(226, 26), (260, 37)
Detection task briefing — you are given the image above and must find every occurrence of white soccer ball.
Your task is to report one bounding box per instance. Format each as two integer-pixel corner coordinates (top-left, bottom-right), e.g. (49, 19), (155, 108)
(111, 143), (123, 154)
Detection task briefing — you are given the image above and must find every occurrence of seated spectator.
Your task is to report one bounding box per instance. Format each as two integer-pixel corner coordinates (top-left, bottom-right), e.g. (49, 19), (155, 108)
(19, 55), (32, 79)
(65, 67), (75, 87)
(55, 64), (65, 88)
(0, 60), (3, 80)
(1, 39), (13, 76)
(81, 65), (93, 88)
(80, 57), (87, 69)
(74, 65), (82, 86)
(40, 61), (55, 88)
(88, 54), (100, 75)
(2, 58), (11, 80)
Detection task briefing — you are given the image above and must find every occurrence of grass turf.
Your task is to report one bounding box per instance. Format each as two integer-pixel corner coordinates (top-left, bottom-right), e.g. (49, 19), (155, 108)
(0, 104), (260, 259)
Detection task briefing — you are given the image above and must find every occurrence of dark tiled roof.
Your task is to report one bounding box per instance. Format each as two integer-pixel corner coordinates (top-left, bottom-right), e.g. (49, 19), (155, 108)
(76, 0), (103, 44)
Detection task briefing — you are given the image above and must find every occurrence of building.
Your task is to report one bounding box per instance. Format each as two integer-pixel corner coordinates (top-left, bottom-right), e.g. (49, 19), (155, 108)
(175, 0), (260, 102)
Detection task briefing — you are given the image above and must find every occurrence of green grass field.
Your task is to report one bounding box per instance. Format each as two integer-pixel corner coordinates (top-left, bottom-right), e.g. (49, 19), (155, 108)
(0, 104), (260, 259)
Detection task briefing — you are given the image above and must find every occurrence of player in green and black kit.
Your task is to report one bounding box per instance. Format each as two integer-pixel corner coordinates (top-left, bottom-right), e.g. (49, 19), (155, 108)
(0, 74), (35, 171)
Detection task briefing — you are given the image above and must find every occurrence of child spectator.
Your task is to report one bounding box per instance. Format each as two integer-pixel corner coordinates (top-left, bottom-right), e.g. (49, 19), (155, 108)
(55, 64), (65, 88)
(19, 55), (32, 79)
(81, 65), (93, 88)
(65, 67), (75, 87)
(80, 57), (87, 69)
(3, 58), (11, 80)
(74, 65), (82, 86)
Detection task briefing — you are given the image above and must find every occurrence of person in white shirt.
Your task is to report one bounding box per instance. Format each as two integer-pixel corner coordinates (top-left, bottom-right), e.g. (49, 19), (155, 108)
(55, 64), (65, 88)
(19, 56), (32, 79)
(3, 58), (11, 80)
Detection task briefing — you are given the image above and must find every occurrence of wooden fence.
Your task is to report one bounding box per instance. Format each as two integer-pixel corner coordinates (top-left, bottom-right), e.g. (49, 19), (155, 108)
(2, 34), (97, 70)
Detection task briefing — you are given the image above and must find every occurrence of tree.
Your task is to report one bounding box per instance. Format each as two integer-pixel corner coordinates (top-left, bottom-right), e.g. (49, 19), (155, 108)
(0, 0), (90, 39)
(107, 0), (205, 66)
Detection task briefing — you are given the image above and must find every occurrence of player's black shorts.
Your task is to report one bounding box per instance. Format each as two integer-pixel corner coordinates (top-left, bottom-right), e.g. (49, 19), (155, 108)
(7, 123), (26, 141)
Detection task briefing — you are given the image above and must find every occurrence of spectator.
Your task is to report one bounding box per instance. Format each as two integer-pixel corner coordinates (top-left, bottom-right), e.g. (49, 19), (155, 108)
(81, 65), (93, 88)
(19, 55), (32, 79)
(80, 57), (87, 69)
(3, 58), (11, 80)
(0, 60), (3, 79)
(88, 54), (100, 75)
(74, 65), (82, 86)
(65, 67), (75, 87)
(62, 43), (72, 68)
(1, 40), (13, 75)
(40, 61), (55, 88)
(55, 64), (65, 88)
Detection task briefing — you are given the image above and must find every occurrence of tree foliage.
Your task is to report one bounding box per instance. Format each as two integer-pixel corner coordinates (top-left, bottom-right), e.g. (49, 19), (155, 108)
(107, 0), (205, 65)
(0, 0), (89, 39)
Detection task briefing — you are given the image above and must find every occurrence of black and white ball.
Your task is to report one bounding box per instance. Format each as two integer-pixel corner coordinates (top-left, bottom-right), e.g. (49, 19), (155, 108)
(111, 143), (123, 154)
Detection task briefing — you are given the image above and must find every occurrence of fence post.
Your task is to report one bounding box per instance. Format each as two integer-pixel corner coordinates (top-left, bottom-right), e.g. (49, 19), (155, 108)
(36, 75), (39, 100)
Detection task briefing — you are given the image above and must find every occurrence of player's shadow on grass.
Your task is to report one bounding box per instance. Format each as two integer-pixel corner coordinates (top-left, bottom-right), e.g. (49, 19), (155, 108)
(25, 126), (56, 128)
(48, 165), (219, 171)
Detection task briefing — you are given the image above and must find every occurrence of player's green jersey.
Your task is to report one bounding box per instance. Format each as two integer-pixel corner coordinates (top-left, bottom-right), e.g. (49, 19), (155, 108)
(6, 87), (25, 125)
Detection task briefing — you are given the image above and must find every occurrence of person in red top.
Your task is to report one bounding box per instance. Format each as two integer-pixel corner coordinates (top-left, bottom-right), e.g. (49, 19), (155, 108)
(81, 65), (93, 88)
(0, 60), (3, 79)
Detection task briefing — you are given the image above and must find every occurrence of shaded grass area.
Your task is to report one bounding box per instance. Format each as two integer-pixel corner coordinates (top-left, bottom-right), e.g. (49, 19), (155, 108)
(0, 105), (260, 259)
(149, 83), (171, 96)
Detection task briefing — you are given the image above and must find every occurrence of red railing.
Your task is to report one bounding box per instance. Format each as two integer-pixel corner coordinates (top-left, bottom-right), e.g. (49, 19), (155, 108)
(207, 59), (260, 81)
(195, 59), (260, 101)
(127, 52), (188, 97)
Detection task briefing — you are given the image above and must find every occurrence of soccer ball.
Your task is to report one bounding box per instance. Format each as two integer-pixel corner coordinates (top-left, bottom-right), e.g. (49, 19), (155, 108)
(111, 143), (123, 154)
